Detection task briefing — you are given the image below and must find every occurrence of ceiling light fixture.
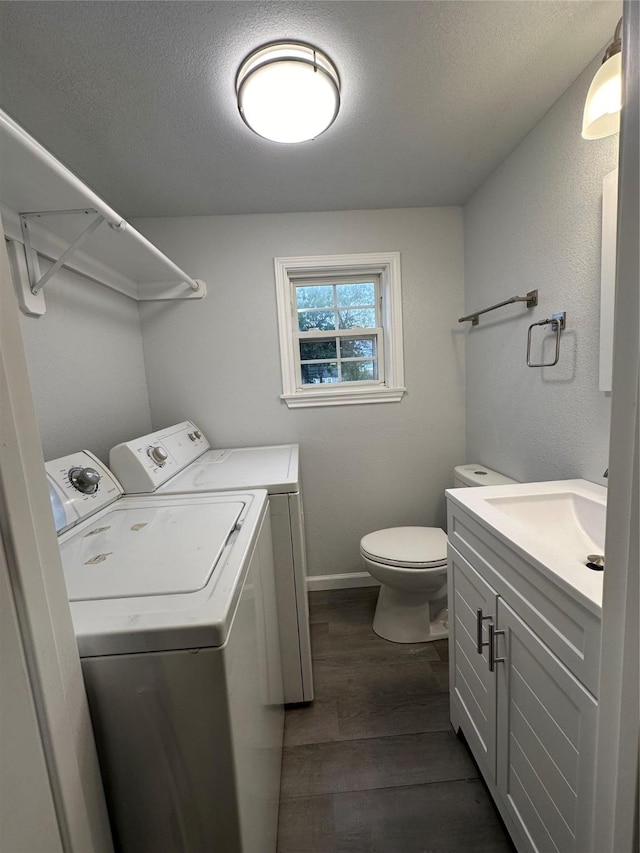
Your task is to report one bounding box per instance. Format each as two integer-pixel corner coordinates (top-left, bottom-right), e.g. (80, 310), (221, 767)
(582, 18), (623, 139)
(236, 41), (340, 144)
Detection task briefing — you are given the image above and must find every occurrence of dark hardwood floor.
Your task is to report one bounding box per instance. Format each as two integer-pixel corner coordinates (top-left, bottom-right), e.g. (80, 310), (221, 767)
(277, 587), (515, 853)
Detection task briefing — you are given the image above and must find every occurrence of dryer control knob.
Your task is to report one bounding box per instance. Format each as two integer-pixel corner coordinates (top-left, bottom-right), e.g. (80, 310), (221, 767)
(194, 430), (202, 439)
(68, 466), (101, 494)
(148, 445), (168, 466)
(188, 433), (196, 442)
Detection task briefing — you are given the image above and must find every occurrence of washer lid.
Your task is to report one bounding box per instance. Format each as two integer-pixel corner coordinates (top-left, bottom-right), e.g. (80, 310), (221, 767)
(361, 526), (447, 567)
(60, 499), (243, 601)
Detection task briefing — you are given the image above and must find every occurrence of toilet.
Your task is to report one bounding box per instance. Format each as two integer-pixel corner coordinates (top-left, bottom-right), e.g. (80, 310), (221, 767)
(360, 464), (516, 643)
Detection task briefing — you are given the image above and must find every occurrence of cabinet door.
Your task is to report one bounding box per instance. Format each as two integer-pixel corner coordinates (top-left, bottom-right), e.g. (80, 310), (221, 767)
(448, 545), (499, 782)
(496, 600), (597, 853)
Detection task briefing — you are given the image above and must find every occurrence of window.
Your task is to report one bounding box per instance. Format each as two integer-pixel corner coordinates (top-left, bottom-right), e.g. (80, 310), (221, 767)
(296, 278), (381, 385)
(274, 252), (405, 408)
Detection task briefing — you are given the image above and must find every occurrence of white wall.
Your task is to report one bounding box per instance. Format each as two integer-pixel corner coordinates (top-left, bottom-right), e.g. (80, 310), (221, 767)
(463, 56), (618, 484)
(17, 264), (152, 463)
(135, 208), (465, 577)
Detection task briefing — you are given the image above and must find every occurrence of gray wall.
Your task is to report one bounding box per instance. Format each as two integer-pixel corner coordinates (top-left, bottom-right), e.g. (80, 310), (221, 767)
(135, 208), (465, 577)
(18, 264), (152, 463)
(463, 56), (618, 484)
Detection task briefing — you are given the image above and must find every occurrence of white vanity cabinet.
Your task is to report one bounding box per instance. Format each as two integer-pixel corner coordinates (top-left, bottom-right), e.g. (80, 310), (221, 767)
(447, 501), (601, 853)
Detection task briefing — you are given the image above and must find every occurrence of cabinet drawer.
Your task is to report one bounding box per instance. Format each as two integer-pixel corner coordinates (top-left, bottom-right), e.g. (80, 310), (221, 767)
(448, 506), (601, 696)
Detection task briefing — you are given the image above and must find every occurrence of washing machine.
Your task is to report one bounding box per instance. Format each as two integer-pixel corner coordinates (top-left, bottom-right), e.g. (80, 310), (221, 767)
(46, 450), (283, 853)
(110, 421), (314, 703)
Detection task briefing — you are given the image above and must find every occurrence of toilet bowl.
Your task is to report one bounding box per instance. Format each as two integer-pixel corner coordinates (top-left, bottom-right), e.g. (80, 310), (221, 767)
(361, 527), (448, 643)
(361, 464), (516, 644)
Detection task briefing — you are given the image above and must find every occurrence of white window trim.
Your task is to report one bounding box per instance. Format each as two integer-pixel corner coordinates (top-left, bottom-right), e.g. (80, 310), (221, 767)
(274, 252), (406, 408)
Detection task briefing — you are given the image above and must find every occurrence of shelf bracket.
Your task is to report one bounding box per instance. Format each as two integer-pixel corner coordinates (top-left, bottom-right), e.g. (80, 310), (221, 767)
(20, 208), (106, 294)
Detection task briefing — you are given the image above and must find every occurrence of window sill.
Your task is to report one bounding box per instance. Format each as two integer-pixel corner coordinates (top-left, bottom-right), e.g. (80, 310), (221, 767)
(281, 386), (406, 409)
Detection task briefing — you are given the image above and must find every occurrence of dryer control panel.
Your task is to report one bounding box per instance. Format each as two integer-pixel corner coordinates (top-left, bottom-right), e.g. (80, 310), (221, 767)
(46, 451), (122, 534)
(110, 421), (210, 493)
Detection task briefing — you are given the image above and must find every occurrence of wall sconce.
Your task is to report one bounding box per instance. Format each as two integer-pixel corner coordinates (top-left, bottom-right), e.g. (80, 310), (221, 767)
(236, 41), (341, 144)
(582, 18), (623, 139)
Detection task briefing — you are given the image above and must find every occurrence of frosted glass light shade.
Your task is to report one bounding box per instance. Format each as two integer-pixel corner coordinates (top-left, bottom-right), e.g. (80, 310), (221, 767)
(236, 42), (340, 143)
(582, 52), (622, 139)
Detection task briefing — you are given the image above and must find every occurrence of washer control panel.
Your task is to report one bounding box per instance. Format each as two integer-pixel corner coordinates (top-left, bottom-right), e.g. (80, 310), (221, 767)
(46, 451), (122, 534)
(110, 421), (210, 494)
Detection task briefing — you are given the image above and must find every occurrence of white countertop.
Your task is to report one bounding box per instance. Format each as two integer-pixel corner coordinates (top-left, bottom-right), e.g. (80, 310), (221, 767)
(446, 479), (606, 615)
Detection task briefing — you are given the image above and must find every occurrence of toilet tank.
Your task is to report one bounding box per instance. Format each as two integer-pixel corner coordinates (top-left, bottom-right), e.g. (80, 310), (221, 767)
(453, 464), (516, 488)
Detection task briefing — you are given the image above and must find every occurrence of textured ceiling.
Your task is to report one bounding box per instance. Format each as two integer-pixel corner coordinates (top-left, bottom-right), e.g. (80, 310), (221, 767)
(0, 1), (621, 217)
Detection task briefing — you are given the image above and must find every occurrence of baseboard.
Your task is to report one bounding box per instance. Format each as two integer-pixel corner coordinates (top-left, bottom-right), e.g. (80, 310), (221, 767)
(306, 572), (380, 592)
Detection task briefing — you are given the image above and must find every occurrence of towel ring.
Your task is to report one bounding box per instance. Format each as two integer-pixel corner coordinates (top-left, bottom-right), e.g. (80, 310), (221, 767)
(527, 312), (566, 367)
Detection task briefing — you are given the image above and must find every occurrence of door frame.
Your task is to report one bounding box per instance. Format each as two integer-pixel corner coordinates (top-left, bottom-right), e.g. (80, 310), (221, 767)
(593, 2), (640, 850)
(0, 226), (113, 852)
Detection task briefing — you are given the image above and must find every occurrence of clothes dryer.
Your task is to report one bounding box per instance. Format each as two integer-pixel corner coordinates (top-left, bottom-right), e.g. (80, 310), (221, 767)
(110, 421), (313, 703)
(47, 450), (283, 853)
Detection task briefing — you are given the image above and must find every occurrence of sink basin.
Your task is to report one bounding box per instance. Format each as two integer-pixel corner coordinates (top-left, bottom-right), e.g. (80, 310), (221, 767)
(445, 479), (607, 611)
(485, 490), (605, 560)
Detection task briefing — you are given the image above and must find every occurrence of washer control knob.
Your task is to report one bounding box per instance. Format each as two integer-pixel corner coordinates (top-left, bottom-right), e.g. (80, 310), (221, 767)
(68, 466), (101, 494)
(194, 430), (202, 439)
(148, 445), (168, 466)
(188, 432), (196, 442)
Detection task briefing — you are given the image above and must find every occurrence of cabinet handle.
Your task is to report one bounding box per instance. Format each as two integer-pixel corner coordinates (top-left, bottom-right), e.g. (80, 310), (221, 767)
(476, 608), (492, 654)
(488, 622), (505, 672)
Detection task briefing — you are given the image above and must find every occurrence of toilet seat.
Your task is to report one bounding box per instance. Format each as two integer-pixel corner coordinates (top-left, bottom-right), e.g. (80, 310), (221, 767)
(362, 552), (447, 570)
(360, 526), (447, 569)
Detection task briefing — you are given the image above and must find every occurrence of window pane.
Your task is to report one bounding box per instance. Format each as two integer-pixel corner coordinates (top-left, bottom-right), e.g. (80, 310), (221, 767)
(341, 361), (376, 381)
(301, 362), (339, 384)
(298, 310), (336, 332)
(299, 339), (337, 361)
(336, 282), (375, 307)
(296, 285), (334, 310)
(340, 337), (376, 358)
(338, 308), (376, 329)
